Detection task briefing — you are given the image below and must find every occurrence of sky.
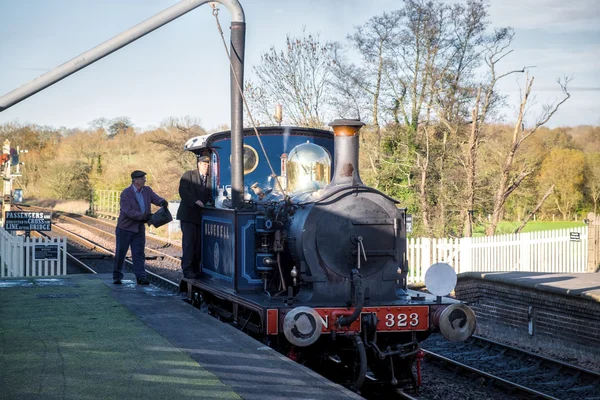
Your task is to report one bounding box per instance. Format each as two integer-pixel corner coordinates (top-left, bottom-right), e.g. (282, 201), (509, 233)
(0, 0), (598, 132)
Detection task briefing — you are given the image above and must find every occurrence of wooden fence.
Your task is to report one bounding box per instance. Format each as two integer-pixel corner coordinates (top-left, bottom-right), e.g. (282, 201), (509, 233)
(407, 227), (588, 283)
(0, 227), (67, 277)
(588, 212), (600, 272)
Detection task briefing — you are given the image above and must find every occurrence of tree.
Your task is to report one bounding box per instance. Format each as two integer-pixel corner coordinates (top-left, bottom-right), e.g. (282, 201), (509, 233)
(245, 30), (336, 127)
(108, 116), (133, 138)
(486, 74), (571, 235)
(88, 117), (110, 132)
(150, 116), (206, 172)
(538, 148), (585, 220)
(334, 11), (403, 128)
(459, 27), (518, 236)
(585, 153), (600, 214)
(43, 160), (91, 200)
(390, 0), (491, 236)
(330, 11), (403, 188)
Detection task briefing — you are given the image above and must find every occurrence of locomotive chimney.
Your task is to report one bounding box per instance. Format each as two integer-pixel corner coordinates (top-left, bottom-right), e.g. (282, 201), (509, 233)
(328, 119), (365, 186)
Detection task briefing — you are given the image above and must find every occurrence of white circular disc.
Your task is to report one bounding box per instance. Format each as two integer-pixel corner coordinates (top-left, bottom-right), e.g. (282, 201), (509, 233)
(424, 262), (457, 297)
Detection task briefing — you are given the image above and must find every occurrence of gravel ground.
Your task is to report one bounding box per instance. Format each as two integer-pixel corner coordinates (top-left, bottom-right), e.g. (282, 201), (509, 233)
(417, 360), (520, 400)
(475, 322), (600, 374)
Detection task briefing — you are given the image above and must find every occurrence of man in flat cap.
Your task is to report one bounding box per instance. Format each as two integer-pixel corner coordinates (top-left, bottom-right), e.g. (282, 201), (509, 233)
(177, 155), (212, 280)
(113, 170), (168, 285)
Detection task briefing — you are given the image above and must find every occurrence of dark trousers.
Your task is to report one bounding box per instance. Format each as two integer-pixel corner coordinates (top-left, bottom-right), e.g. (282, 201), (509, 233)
(181, 221), (202, 275)
(113, 226), (146, 281)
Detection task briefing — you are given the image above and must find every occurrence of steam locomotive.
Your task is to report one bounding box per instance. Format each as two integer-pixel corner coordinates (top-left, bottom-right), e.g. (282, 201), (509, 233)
(180, 119), (477, 392)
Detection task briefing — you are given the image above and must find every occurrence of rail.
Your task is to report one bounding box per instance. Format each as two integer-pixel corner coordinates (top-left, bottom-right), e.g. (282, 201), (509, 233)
(422, 334), (600, 399)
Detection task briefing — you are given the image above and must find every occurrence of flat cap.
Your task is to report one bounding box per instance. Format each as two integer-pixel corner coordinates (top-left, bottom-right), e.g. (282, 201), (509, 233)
(197, 155), (210, 163)
(131, 170), (146, 179)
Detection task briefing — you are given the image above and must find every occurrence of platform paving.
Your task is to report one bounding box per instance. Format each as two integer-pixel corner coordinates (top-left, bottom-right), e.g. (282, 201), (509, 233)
(460, 271), (600, 302)
(0, 274), (362, 400)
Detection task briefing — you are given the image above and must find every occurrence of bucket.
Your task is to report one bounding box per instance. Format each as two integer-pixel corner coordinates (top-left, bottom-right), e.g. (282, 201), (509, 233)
(148, 206), (173, 228)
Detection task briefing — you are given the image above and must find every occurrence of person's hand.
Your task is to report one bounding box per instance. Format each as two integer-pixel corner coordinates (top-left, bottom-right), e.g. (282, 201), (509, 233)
(160, 200), (168, 207)
(195, 200), (204, 207)
(142, 213), (151, 222)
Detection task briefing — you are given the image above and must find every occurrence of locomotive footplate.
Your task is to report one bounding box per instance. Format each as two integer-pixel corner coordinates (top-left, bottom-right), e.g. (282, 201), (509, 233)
(268, 306), (430, 335)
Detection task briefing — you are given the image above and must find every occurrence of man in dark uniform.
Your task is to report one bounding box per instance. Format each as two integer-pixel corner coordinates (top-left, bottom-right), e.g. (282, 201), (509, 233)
(113, 170), (168, 285)
(177, 155), (212, 279)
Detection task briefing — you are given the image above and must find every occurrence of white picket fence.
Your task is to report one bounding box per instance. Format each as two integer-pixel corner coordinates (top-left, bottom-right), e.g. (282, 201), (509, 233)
(0, 227), (67, 277)
(407, 227), (588, 283)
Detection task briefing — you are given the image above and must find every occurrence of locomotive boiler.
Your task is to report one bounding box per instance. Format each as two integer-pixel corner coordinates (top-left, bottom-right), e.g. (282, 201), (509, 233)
(181, 119), (477, 392)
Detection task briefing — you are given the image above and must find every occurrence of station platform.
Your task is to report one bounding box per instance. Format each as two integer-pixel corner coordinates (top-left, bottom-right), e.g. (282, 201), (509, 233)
(460, 271), (600, 302)
(0, 273), (362, 400)
(455, 271), (600, 360)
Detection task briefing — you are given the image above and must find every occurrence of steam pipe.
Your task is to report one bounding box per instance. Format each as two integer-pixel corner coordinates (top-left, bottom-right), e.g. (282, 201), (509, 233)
(337, 269), (363, 327)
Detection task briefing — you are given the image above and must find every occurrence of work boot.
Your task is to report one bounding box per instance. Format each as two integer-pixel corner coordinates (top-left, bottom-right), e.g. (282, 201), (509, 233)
(183, 271), (199, 280)
(137, 278), (150, 286)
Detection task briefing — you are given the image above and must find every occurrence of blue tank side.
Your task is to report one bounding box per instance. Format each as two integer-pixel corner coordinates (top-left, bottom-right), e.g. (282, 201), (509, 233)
(236, 212), (264, 292)
(200, 209), (235, 288)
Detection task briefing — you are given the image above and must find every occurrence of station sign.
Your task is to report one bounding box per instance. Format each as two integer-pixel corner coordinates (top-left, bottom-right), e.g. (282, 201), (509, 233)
(405, 214), (413, 234)
(34, 244), (59, 260)
(570, 232), (581, 242)
(4, 211), (52, 231)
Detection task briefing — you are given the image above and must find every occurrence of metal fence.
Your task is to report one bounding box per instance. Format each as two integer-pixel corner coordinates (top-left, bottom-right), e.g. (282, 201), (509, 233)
(89, 189), (121, 217)
(0, 228), (67, 277)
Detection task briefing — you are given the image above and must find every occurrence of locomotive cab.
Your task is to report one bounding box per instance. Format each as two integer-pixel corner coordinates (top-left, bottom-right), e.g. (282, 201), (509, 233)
(184, 127), (334, 203)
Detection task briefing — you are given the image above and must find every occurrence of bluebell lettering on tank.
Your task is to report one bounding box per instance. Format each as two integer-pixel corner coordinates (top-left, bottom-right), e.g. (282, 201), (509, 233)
(201, 217), (234, 282)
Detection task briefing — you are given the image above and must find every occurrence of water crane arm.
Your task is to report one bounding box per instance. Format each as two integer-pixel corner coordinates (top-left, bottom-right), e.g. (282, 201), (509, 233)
(0, 0), (246, 208)
(0, 0), (243, 112)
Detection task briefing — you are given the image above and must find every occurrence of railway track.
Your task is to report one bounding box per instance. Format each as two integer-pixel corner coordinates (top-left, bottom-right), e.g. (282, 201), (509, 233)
(17, 205), (181, 254)
(15, 204), (181, 290)
(15, 205), (600, 399)
(421, 333), (600, 400)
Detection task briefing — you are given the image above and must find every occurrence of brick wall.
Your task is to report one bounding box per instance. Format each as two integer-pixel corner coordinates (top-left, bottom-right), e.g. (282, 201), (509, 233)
(455, 278), (600, 348)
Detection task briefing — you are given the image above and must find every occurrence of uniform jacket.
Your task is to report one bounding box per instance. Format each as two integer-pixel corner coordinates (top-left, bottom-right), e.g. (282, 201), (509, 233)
(177, 169), (211, 225)
(116, 185), (166, 233)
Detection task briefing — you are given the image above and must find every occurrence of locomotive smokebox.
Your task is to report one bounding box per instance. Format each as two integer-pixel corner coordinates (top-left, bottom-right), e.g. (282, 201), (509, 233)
(328, 119), (365, 186)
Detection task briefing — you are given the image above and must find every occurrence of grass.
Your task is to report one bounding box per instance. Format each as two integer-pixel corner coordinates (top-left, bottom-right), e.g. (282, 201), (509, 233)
(474, 220), (586, 236)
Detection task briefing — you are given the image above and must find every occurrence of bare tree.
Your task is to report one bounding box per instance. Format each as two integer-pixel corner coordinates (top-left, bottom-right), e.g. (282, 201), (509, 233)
(330, 11), (403, 185)
(149, 116), (206, 171)
(486, 74), (572, 235)
(459, 27), (518, 236)
(386, 0), (447, 131)
(335, 11), (403, 128)
(245, 30), (336, 128)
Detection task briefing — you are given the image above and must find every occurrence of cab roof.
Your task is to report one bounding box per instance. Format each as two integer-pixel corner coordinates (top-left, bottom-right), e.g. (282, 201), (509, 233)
(184, 126), (333, 152)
